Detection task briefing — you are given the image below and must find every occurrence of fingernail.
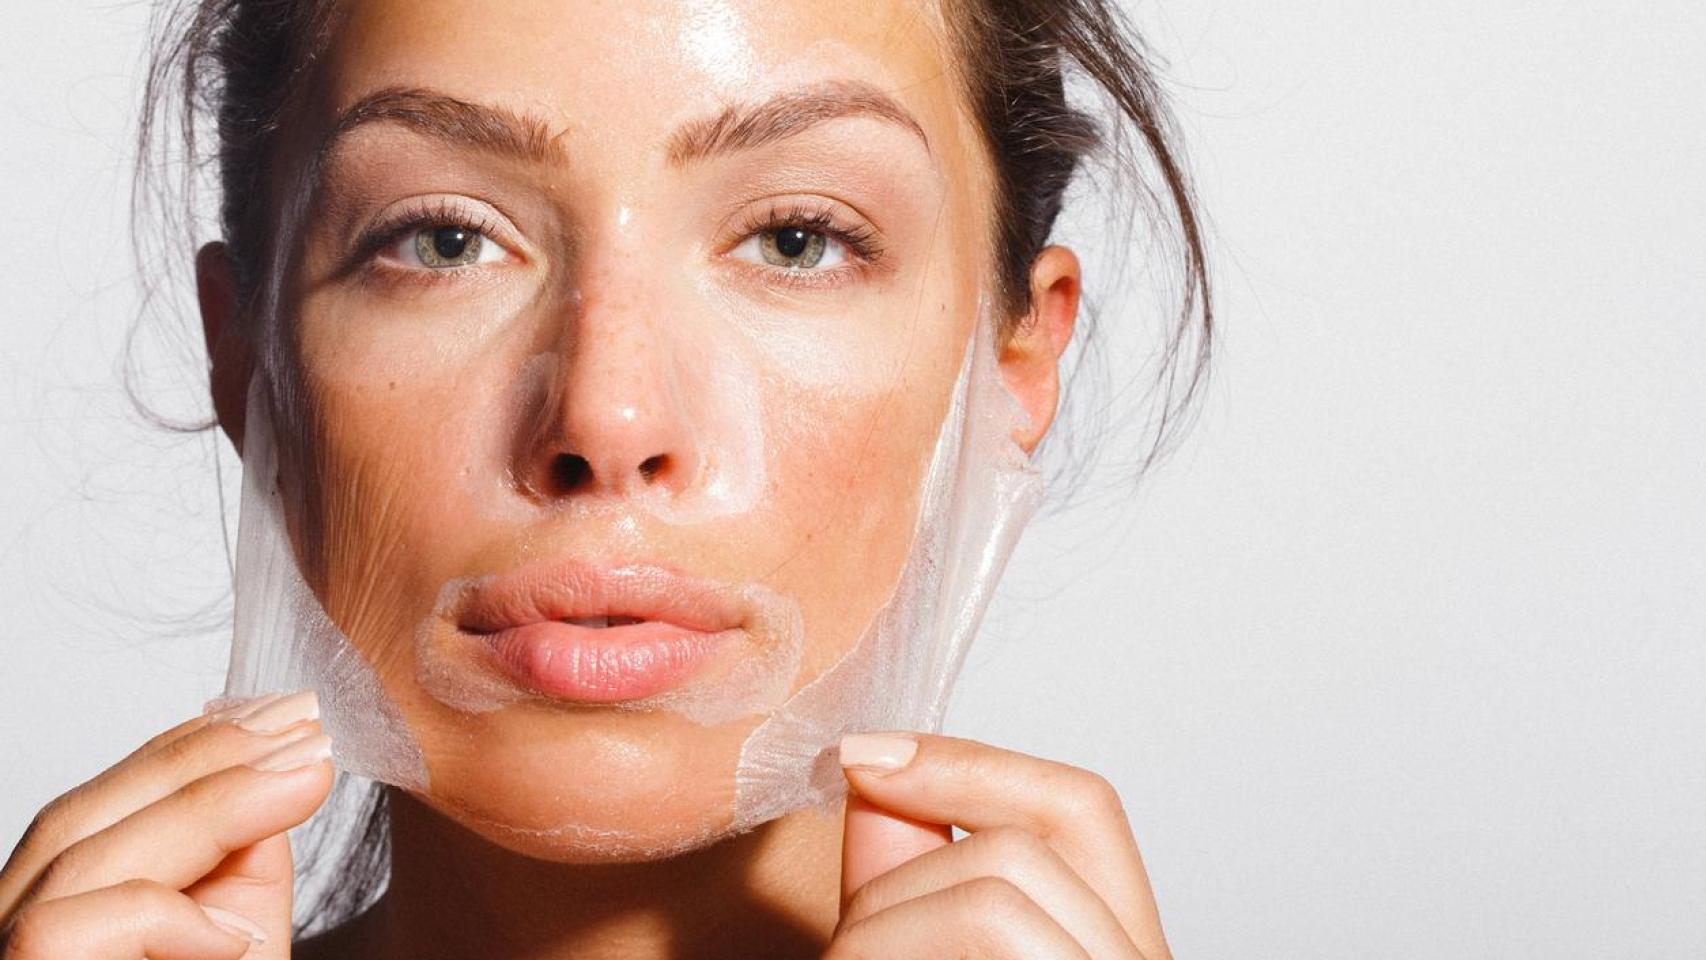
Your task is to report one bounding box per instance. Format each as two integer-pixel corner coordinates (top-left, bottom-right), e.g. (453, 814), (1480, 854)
(232, 690), (320, 735)
(249, 732), (332, 773)
(839, 732), (918, 775)
(201, 904), (267, 943)
(203, 692), (285, 723)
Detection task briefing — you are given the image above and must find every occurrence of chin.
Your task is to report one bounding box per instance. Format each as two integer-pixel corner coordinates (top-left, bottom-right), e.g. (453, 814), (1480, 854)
(407, 705), (768, 863)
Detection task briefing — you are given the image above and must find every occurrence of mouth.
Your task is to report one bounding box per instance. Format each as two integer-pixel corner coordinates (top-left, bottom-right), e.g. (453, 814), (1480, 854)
(454, 561), (756, 704)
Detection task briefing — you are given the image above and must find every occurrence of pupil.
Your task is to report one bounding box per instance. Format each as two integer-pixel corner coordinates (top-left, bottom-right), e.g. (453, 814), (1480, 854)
(774, 227), (810, 259)
(431, 226), (470, 261)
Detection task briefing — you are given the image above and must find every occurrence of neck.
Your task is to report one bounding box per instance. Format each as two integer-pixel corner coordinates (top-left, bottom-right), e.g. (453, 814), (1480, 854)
(315, 789), (845, 960)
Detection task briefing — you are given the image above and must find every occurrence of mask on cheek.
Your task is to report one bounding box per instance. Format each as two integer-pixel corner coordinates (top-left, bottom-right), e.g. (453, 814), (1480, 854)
(215, 290), (1042, 850)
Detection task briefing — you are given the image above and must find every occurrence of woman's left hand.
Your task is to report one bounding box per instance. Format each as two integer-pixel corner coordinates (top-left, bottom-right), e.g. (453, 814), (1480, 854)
(833, 733), (1170, 960)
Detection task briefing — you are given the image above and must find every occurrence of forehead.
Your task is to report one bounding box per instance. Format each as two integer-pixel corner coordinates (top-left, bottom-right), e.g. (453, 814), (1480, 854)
(314, 0), (980, 175)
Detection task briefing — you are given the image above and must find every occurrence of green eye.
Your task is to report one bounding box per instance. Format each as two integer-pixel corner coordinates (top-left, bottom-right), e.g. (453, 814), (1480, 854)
(414, 225), (485, 268)
(758, 227), (829, 269)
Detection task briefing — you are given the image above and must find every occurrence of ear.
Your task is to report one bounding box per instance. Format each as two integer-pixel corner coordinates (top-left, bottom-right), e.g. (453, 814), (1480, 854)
(197, 241), (254, 454)
(998, 244), (1080, 453)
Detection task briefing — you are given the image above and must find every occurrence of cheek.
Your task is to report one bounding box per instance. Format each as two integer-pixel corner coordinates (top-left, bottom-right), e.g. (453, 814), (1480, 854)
(751, 377), (949, 675)
(296, 376), (495, 660)
(298, 358), (953, 687)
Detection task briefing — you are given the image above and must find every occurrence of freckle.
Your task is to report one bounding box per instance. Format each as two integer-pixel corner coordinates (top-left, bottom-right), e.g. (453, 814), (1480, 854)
(388, 381), (397, 390)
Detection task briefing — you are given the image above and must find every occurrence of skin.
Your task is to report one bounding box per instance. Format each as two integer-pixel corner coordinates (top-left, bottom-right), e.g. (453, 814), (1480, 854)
(1, 1), (1172, 957)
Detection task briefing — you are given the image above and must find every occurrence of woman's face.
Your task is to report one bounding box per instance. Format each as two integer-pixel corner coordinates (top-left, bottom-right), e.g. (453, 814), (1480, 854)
(260, 0), (1010, 860)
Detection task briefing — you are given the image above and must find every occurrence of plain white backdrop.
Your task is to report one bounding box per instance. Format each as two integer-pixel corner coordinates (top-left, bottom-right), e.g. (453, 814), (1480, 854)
(3, 2), (1703, 957)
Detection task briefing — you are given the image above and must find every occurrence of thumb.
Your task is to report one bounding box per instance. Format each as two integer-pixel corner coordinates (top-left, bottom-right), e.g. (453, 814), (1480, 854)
(839, 734), (951, 909)
(186, 833), (298, 959)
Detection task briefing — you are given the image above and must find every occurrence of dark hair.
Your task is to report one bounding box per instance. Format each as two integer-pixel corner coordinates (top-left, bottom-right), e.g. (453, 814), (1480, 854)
(135, 0), (1213, 936)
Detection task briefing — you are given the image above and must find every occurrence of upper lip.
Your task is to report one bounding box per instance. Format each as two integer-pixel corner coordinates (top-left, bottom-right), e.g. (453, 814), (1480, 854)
(452, 559), (755, 635)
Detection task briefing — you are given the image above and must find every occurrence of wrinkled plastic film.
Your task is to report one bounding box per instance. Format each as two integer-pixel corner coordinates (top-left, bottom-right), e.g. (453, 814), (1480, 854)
(218, 300), (1040, 837)
(223, 377), (428, 789)
(731, 318), (1042, 827)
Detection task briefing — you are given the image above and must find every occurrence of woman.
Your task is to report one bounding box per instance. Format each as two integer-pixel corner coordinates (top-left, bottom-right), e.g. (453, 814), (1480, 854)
(0, 0), (1209, 956)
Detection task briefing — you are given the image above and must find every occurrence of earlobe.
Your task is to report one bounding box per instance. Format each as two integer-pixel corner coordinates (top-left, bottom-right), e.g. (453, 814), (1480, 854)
(196, 241), (253, 453)
(998, 245), (1081, 453)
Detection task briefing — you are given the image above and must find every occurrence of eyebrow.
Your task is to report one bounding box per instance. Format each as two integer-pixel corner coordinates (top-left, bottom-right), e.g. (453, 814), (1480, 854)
(318, 87), (569, 167)
(317, 80), (930, 170)
(664, 80), (930, 165)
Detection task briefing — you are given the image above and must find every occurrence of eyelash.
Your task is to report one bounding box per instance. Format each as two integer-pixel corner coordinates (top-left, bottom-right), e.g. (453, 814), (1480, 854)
(351, 197), (888, 289)
(354, 198), (506, 281)
(728, 199), (887, 285)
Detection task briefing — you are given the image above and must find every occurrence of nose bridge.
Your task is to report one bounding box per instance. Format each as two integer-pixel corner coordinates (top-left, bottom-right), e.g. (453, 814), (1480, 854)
(527, 253), (702, 500)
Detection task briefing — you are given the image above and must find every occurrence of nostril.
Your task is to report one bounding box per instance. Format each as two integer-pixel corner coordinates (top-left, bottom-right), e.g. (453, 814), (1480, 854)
(638, 454), (667, 482)
(552, 453), (592, 491)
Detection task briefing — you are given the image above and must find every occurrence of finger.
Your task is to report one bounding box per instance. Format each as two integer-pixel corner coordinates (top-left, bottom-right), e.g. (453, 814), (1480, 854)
(30, 733), (333, 902)
(838, 731), (1168, 957)
(840, 825), (1144, 960)
(186, 833), (295, 960)
(827, 876), (1090, 960)
(137, 691), (314, 758)
(127, 691), (289, 759)
(840, 793), (951, 905)
(0, 693), (319, 917)
(92, 692), (317, 819)
(0, 879), (262, 960)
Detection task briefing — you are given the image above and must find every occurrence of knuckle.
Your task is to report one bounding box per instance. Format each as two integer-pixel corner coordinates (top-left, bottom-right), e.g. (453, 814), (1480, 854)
(31, 846), (86, 901)
(17, 792), (81, 861)
(109, 878), (173, 912)
(840, 882), (876, 925)
(957, 874), (1031, 918)
(957, 877), (1066, 959)
(173, 764), (245, 820)
(32, 841), (162, 904)
(151, 720), (243, 778)
(973, 825), (1050, 867)
(3, 903), (60, 960)
(132, 715), (209, 756)
(1060, 767), (1124, 819)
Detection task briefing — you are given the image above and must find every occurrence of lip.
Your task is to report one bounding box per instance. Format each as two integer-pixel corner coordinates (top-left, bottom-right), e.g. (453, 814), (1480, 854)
(454, 560), (756, 703)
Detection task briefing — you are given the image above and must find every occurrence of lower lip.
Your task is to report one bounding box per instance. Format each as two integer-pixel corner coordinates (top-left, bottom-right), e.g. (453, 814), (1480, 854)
(482, 621), (730, 703)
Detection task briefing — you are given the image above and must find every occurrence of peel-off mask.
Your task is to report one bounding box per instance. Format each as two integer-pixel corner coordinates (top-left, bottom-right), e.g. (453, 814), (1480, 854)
(190, 0), (1065, 865)
(731, 312), (1044, 828)
(220, 297), (1041, 854)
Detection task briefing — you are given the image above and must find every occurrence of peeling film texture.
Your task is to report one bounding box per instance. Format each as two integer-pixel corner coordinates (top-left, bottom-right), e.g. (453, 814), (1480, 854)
(222, 309), (1039, 849)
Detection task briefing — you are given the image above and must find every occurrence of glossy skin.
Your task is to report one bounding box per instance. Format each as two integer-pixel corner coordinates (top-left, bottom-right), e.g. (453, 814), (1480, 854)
(259, 0), (1029, 858)
(1, 1), (1173, 957)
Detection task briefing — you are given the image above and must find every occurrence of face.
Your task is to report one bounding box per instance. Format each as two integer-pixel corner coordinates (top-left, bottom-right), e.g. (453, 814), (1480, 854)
(214, 0), (1061, 862)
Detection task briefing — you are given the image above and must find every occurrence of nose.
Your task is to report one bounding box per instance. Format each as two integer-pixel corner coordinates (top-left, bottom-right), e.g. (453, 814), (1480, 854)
(519, 289), (703, 501)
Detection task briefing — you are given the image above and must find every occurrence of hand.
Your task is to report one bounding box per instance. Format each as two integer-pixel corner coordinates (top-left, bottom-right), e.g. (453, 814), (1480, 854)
(0, 692), (334, 959)
(832, 732), (1169, 959)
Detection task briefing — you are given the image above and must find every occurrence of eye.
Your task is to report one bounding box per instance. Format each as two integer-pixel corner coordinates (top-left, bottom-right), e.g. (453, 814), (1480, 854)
(733, 226), (849, 271)
(386, 222), (509, 270)
(720, 199), (885, 284)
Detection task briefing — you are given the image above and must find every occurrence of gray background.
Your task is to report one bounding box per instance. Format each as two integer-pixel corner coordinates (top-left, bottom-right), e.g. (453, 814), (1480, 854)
(3, 2), (1703, 957)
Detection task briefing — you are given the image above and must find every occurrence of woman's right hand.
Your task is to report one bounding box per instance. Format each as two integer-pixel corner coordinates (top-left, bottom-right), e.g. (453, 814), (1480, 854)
(0, 691), (333, 959)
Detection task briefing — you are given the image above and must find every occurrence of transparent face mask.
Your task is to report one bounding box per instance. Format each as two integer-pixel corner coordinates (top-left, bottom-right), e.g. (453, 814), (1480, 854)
(222, 316), (1039, 845)
(212, 85), (1044, 857)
